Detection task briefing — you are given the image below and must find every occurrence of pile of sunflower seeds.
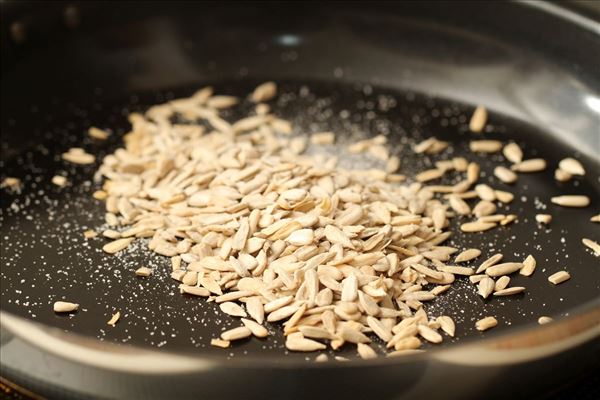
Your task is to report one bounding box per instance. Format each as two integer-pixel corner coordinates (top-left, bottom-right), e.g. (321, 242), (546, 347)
(74, 82), (594, 359)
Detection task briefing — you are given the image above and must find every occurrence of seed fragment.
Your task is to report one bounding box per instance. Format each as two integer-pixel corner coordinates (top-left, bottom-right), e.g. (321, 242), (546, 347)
(88, 126), (110, 140)
(520, 255), (536, 276)
(135, 267), (152, 277)
(62, 148), (95, 164)
(251, 82), (277, 103)
(558, 158), (585, 176)
(548, 271), (570, 285)
(51, 175), (68, 187)
(551, 195), (590, 208)
(554, 168), (572, 182)
(53, 301), (79, 313)
(469, 105), (487, 133)
(211, 338), (231, 348)
(582, 238), (600, 255)
(107, 311), (121, 326)
(475, 316), (498, 331)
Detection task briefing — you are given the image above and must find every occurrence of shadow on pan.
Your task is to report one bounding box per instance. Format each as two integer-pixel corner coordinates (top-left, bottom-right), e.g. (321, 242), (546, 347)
(1, 1), (599, 399)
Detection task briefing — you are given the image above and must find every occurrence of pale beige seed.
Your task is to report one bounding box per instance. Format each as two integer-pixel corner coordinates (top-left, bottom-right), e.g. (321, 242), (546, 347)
(207, 95), (238, 109)
(555, 168), (572, 182)
(417, 325), (442, 344)
(339, 327), (371, 344)
(475, 184), (496, 201)
(469, 274), (487, 284)
(210, 338), (231, 348)
(486, 262), (523, 277)
(535, 214), (552, 225)
(469, 105), (487, 133)
(455, 249), (481, 263)
(245, 297), (265, 324)
(180, 285), (210, 297)
(393, 337), (422, 351)
(436, 265), (474, 276)
(476, 253), (503, 273)
(551, 195), (590, 208)
(493, 286), (525, 296)
(520, 255), (536, 276)
(102, 238), (134, 254)
(251, 82), (277, 102)
(267, 305), (299, 322)
(503, 142), (523, 163)
(477, 277), (495, 299)
(83, 230), (97, 239)
(62, 148), (95, 164)
(286, 336), (326, 352)
(51, 175), (68, 187)
(511, 158), (546, 172)
(548, 271), (570, 285)
(220, 302), (247, 317)
(135, 267), (152, 277)
(53, 301), (79, 313)
(311, 132), (335, 145)
(558, 158), (585, 176)
(495, 276), (510, 290)
(286, 229), (314, 246)
(473, 200), (496, 218)
(436, 316), (455, 337)
(592, 215), (600, 223)
(264, 296), (294, 313)
(430, 285), (451, 295)
(341, 273), (358, 302)
(495, 190), (514, 203)
(475, 316), (498, 331)
(500, 214), (517, 226)
(494, 166), (517, 184)
(107, 311), (121, 326)
(221, 326), (252, 341)
(215, 291), (254, 303)
(88, 126), (110, 140)
(449, 195), (470, 215)
(366, 316), (392, 342)
(538, 316), (553, 325)
(460, 221), (496, 233)
(470, 140), (502, 153)
(298, 326), (334, 340)
(357, 343), (378, 360)
(582, 238), (600, 255)
(415, 169), (444, 183)
(1, 177), (21, 189)
(386, 156), (400, 173)
(467, 162), (480, 184)
(241, 318), (269, 338)
(315, 354), (329, 362)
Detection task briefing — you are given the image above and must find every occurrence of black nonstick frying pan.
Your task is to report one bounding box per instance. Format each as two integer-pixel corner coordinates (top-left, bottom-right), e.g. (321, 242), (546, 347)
(1, 1), (599, 399)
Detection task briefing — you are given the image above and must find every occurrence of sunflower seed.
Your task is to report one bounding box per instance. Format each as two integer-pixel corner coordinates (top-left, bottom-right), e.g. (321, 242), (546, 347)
(251, 82), (277, 102)
(582, 238), (600, 255)
(88, 126), (110, 140)
(455, 249), (481, 263)
(475, 316), (498, 331)
(538, 316), (553, 325)
(286, 336), (326, 352)
(221, 326), (252, 341)
(474, 184), (496, 201)
(311, 132), (335, 145)
(558, 158), (585, 176)
(449, 195), (471, 215)
(367, 316), (393, 342)
(102, 238), (134, 254)
(267, 305), (300, 322)
(53, 301), (79, 313)
(520, 255), (536, 276)
(460, 221), (496, 233)
(469, 105), (487, 132)
(416, 168), (444, 182)
(220, 302), (247, 317)
(52, 175), (68, 187)
(551, 195), (590, 208)
(511, 159), (546, 172)
(241, 318), (269, 338)
(494, 166), (517, 184)
(180, 285), (210, 297)
(535, 214), (552, 225)
(62, 148), (95, 164)
(495, 277), (511, 291)
(467, 162), (480, 183)
(135, 267), (152, 277)
(339, 327), (371, 344)
(210, 338), (231, 348)
(315, 354), (328, 362)
(495, 190), (514, 203)
(417, 325), (442, 344)
(554, 168), (572, 182)
(493, 286), (525, 296)
(486, 262), (523, 277)
(548, 271), (570, 285)
(476, 254), (503, 274)
(477, 277), (495, 299)
(592, 215), (600, 223)
(503, 143), (523, 163)
(470, 140), (502, 153)
(357, 343), (378, 359)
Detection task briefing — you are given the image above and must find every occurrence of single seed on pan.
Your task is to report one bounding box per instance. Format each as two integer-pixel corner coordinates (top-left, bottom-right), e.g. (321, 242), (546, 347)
(102, 238), (134, 254)
(511, 158), (546, 172)
(53, 301), (79, 313)
(590, 215), (600, 223)
(469, 105), (487, 133)
(467, 162), (480, 184)
(135, 267), (152, 277)
(493, 286), (525, 296)
(470, 140), (502, 153)
(220, 302), (247, 317)
(52, 175), (68, 187)
(241, 318), (269, 338)
(548, 271), (570, 285)
(221, 326), (252, 341)
(535, 214), (552, 225)
(477, 277), (495, 299)
(538, 316), (553, 325)
(495, 190), (514, 203)
(460, 221), (496, 233)
(315, 354), (328, 362)
(582, 238), (600, 255)
(436, 316), (455, 337)
(503, 142), (523, 163)
(88, 126), (110, 140)
(475, 316), (498, 331)
(494, 166), (517, 184)
(211, 338), (231, 348)
(286, 336), (326, 352)
(486, 262), (523, 277)
(449, 195), (471, 215)
(357, 343), (378, 360)
(554, 168), (572, 182)
(558, 158), (585, 176)
(551, 195), (590, 208)
(520, 255), (536, 276)
(494, 276), (510, 291)
(107, 311), (120, 326)
(251, 82), (277, 102)
(416, 168), (444, 182)
(455, 249), (481, 263)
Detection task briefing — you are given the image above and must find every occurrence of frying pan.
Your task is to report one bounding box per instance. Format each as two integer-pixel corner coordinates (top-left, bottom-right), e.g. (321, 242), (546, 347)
(1, 1), (599, 399)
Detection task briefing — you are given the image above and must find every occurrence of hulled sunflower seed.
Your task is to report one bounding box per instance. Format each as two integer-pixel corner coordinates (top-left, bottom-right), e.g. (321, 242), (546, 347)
(221, 326), (252, 341)
(211, 338), (231, 348)
(548, 271), (570, 285)
(538, 316), (553, 325)
(477, 277), (495, 299)
(520, 255), (536, 276)
(535, 214), (552, 225)
(251, 82), (277, 102)
(470, 140), (502, 153)
(102, 238), (134, 254)
(475, 316), (498, 331)
(469, 105), (487, 133)
(455, 249), (481, 263)
(357, 343), (378, 359)
(551, 195), (590, 208)
(417, 325), (442, 344)
(582, 238), (600, 255)
(493, 286), (525, 296)
(503, 143), (523, 163)
(241, 318), (269, 338)
(460, 221), (496, 233)
(107, 311), (121, 326)
(53, 301), (79, 313)
(286, 336), (326, 352)
(511, 159), (546, 172)
(558, 158), (585, 176)
(486, 262), (523, 277)
(220, 302), (247, 317)
(436, 316), (455, 337)
(494, 166), (517, 184)
(554, 168), (572, 182)
(135, 267), (153, 277)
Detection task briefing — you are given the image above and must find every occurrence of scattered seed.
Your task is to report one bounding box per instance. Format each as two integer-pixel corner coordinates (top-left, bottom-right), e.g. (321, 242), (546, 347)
(535, 214), (552, 225)
(558, 158), (585, 176)
(477, 277), (495, 299)
(251, 82), (277, 102)
(436, 316), (455, 337)
(469, 105), (487, 133)
(417, 325), (442, 344)
(460, 221), (496, 233)
(221, 326), (252, 341)
(511, 159), (546, 172)
(486, 262), (523, 277)
(548, 271), (570, 285)
(455, 249), (481, 263)
(241, 318), (269, 338)
(582, 238), (600, 255)
(62, 148), (95, 164)
(554, 168), (572, 182)
(53, 301), (79, 313)
(494, 166), (517, 184)
(503, 143), (523, 163)
(102, 238), (134, 254)
(51, 175), (68, 187)
(211, 338), (231, 348)
(538, 316), (553, 325)
(494, 276), (510, 291)
(135, 267), (152, 277)
(357, 343), (378, 359)
(107, 311), (120, 326)
(551, 195), (590, 208)
(220, 302), (248, 317)
(88, 126), (110, 140)
(520, 255), (536, 276)
(475, 316), (498, 331)
(470, 140), (502, 153)
(493, 286), (525, 296)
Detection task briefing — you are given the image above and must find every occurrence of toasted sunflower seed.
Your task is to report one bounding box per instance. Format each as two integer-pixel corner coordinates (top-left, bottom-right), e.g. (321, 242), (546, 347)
(469, 105), (487, 133)
(53, 301), (79, 313)
(241, 318), (269, 338)
(102, 238), (134, 254)
(551, 195), (590, 208)
(436, 316), (455, 337)
(220, 302), (248, 317)
(520, 255), (536, 276)
(211, 338), (231, 348)
(286, 336), (326, 352)
(475, 316), (498, 331)
(135, 267), (153, 277)
(251, 82), (277, 102)
(357, 343), (378, 359)
(554, 168), (572, 182)
(477, 277), (495, 299)
(460, 221), (496, 233)
(503, 143), (523, 163)
(417, 325), (442, 344)
(486, 262), (523, 277)
(548, 271), (570, 285)
(511, 159), (546, 172)
(558, 158), (585, 176)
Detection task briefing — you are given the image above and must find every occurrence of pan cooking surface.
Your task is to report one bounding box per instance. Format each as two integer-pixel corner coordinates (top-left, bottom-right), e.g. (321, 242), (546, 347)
(1, 80), (599, 361)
